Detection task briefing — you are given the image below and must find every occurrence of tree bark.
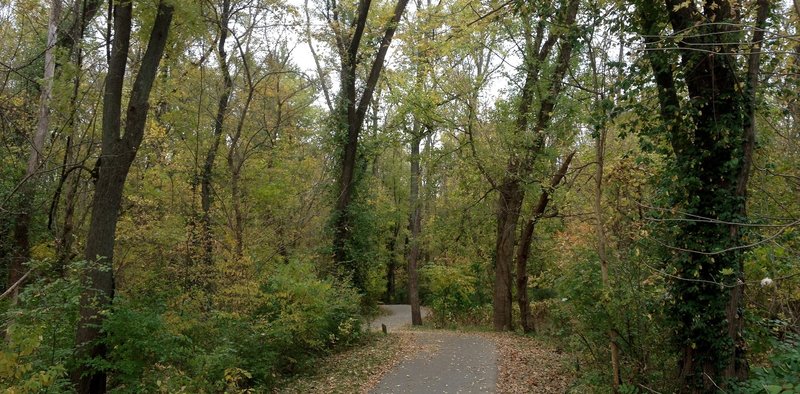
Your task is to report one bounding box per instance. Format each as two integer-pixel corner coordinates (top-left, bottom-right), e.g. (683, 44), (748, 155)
(637, 0), (768, 388)
(225, 6), (263, 261)
(724, 0), (769, 381)
(385, 223), (399, 303)
(55, 0), (103, 270)
(514, 151), (574, 333)
(493, 178), (523, 330)
(593, 127), (620, 389)
(73, 2), (173, 392)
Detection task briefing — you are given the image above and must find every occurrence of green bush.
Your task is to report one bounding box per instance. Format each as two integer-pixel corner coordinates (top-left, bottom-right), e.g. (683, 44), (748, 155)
(103, 298), (191, 393)
(172, 260), (364, 390)
(735, 335), (800, 393)
(421, 264), (488, 327)
(552, 252), (676, 392)
(255, 261), (363, 371)
(0, 260), (82, 393)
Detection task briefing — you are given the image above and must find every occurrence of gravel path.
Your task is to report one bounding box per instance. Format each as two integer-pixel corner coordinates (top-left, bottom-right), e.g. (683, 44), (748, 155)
(369, 305), (497, 394)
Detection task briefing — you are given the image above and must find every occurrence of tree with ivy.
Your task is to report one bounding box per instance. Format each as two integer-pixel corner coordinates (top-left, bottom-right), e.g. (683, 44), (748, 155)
(635, 0), (769, 390)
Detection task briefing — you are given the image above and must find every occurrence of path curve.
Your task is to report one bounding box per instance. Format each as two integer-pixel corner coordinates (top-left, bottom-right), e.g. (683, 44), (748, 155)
(369, 305), (497, 394)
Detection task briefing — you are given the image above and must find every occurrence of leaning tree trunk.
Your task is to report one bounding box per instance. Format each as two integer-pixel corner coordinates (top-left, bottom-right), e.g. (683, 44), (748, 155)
(491, 0), (579, 331)
(227, 85), (256, 261)
(331, 0), (410, 291)
(54, 0), (103, 270)
(73, 2), (173, 392)
(514, 151), (574, 333)
(198, 0), (233, 267)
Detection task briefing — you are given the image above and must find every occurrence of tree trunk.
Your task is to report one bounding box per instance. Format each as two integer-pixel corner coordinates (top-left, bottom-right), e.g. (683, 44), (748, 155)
(56, 140), (80, 267)
(304, 0), (333, 113)
(408, 131), (423, 325)
(385, 223), (399, 303)
(55, 0), (102, 270)
(73, 2), (173, 392)
(226, 33), (258, 261)
(8, 0), (62, 295)
(637, 0), (768, 388)
(493, 177), (523, 331)
(514, 151), (574, 333)
(199, 0), (233, 266)
(593, 128), (621, 389)
(724, 0), (768, 381)
(491, 0), (578, 331)
(230, 166), (244, 259)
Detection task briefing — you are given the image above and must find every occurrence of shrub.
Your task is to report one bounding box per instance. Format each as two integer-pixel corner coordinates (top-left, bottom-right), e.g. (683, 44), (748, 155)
(255, 261), (363, 372)
(0, 260), (83, 393)
(177, 260), (364, 390)
(421, 264), (488, 327)
(1, 259), (364, 392)
(735, 334), (800, 393)
(103, 298), (191, 393)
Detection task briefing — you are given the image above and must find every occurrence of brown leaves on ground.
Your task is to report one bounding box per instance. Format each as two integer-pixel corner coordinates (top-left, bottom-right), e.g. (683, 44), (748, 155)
(275, 332), (416, 394)
(276, 327), (573, 394)
(487, 333), (575, 393)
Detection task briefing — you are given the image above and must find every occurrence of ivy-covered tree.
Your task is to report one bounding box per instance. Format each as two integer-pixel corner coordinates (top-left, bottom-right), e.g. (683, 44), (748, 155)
(635, 0), (769, 390)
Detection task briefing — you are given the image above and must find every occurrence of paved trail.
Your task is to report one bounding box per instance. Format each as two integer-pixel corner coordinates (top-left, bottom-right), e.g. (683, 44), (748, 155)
(369, 305), (497, 394)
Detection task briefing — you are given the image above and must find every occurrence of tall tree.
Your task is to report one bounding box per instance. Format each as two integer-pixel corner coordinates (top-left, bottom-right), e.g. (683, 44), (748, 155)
(53, 0), (104, 269)
(407, 125), (424, 324)
(73, 1), (174, 391)
(636, 0), (769, 389)
(328, 0), (410, 290)
(492, 0), (579, 331)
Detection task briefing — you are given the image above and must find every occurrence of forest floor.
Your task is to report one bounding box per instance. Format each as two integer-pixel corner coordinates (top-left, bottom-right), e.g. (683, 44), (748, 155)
(277, 305), (574, 393)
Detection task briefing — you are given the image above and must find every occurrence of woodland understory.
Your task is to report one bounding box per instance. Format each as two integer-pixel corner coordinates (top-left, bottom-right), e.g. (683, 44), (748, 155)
(1, 0), (799, 392)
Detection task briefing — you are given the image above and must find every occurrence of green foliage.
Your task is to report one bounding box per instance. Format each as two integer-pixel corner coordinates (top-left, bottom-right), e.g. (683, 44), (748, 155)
(0, 259), (364, 393)
(555, 256), (675, 389)
(0, 260), (83, 393)
(102, 298), (191, 392)
(159, 260), (364, 391)
(735, 335), (800, 393)
(255, 261), (363, 370)
(421, 264), (489, 327)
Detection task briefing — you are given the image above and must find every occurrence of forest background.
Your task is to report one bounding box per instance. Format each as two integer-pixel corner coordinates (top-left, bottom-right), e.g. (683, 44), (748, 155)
(0, 0), (799, 392)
